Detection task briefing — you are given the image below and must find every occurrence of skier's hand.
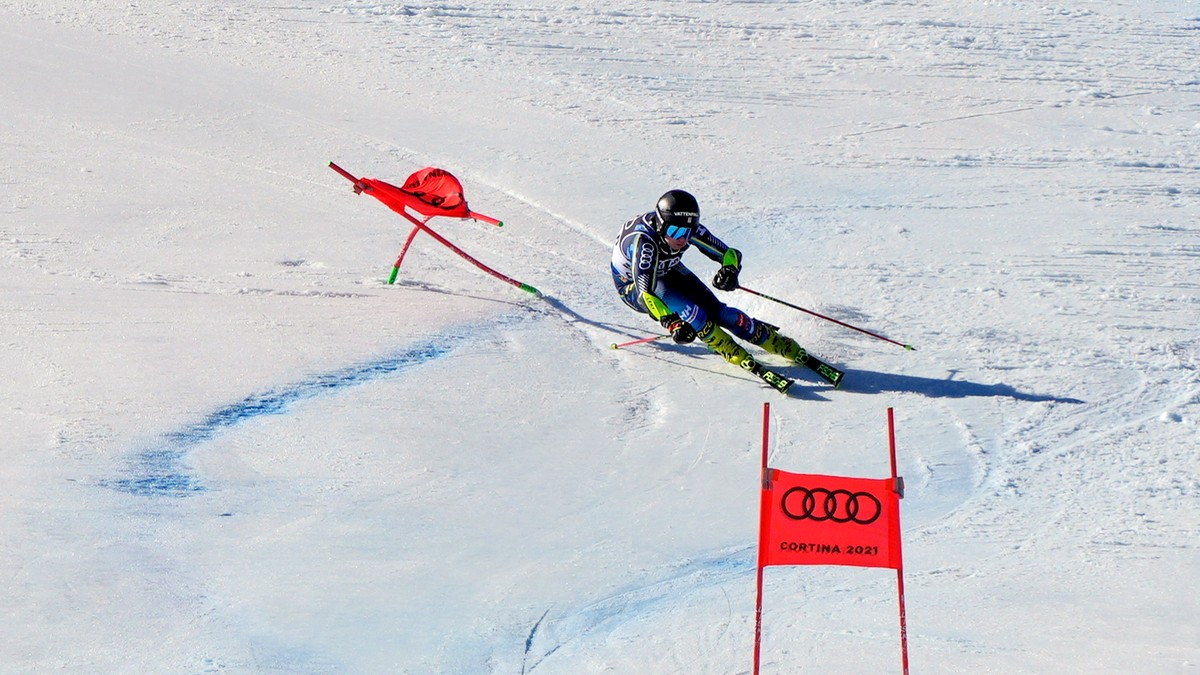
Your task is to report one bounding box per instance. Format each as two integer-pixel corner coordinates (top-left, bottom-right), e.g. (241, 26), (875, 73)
(660, 314), (697, 344)
(713, 265), (740, 291)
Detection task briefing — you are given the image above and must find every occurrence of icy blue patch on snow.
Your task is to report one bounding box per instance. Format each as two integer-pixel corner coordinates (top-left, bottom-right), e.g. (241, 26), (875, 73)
(107, 446), (205, 497)
(104, 336), (464, 497)
(520, 547), (756, 671)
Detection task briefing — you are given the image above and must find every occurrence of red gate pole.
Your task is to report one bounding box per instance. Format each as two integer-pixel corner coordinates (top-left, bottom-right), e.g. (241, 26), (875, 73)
(388, 224), (423, 284)
(394, 209), (539, 295)
(888, 407), (911, 675)
(329, 162), (538, 295)
(753, 402), (771, 675)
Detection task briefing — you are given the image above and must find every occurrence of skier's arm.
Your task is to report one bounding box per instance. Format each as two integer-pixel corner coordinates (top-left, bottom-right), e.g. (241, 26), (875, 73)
(692, 225), (743, 290)
(691, 226), (742, 269)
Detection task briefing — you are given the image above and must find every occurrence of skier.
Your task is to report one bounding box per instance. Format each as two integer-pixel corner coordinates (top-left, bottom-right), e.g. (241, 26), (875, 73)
(611, 189), (838, 393)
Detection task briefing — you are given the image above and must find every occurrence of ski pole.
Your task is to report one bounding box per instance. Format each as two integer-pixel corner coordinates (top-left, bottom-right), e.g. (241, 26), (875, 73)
(740, 286), (916, 351)
(610, 334), (666, 350)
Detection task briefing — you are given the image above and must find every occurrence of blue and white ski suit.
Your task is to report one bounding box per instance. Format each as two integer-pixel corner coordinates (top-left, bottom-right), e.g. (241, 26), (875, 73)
(610, 212), (758, 341)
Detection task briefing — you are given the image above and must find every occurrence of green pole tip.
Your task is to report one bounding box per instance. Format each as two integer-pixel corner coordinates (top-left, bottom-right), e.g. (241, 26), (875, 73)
(520, 283), (541, 296)
(498, 221), (505, 227)
(387, 267), (399, 285)
(610, 343), (619, 350)
(905, 344), (916, 351)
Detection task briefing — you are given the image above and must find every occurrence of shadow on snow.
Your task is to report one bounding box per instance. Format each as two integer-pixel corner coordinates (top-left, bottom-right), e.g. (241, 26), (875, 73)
(838, 368), (1084, 404)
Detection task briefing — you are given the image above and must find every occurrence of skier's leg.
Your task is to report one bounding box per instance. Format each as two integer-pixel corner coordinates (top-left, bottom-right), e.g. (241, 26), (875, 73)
(664, 269), (762, 340)
(660, 269), (815, 367)
(655, 279), (709, 330)
(752, 321), (844, 388)
(698, 321), (793, 393)
(697, 321), (755, 371)
(751, 322), (808, 363)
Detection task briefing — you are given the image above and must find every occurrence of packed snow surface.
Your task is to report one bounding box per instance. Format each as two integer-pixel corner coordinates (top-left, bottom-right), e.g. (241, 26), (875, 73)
(2, 1), (1197, 672)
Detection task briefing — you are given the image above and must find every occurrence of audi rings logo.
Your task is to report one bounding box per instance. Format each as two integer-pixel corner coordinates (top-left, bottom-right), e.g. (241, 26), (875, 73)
(781, 487), (882, 525)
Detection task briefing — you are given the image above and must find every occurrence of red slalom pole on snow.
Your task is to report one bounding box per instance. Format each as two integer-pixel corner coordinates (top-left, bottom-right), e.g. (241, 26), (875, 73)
(329, 162), (539, 296)
(740, 286), (915, 351)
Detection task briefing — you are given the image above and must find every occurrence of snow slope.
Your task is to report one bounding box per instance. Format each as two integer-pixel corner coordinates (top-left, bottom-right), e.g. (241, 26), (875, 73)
(2, 1), (1197, 672)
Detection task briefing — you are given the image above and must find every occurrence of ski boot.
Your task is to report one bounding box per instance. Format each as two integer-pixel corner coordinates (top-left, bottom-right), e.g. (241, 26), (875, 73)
(754, 323), (845, 389)
(699, 322), (792, 395)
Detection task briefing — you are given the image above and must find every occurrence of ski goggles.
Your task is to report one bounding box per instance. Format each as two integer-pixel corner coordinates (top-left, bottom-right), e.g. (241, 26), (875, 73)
(663, 223), (694, 240)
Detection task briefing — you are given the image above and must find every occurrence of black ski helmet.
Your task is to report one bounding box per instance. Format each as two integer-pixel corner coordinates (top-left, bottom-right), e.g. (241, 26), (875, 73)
(655, 190), (700, 231)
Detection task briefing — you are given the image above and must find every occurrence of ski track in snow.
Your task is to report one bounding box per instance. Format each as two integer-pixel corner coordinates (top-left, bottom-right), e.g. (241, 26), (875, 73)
(102, 325), (481, 497)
